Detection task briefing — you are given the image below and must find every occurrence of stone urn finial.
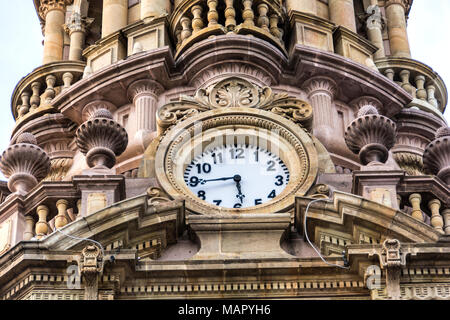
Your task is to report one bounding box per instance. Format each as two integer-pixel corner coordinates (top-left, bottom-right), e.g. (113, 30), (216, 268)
(344, 106), (397, 165)
(0, 132), (51, 195)
(423, 126), (450, 184)
(76, 108), (128, 170)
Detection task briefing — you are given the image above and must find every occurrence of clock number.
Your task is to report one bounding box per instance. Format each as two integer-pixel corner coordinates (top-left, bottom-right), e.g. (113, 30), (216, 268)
(211, 153), (223, 164)
(230, 148), (244, 159)
(197, 190), (206, 200)
(267, 160), (276, 171)
(275, 175), (284, 186)
(254, 199), (262, 205)
(213, 200), (222, 206)
(196, 163), (212, 174)
(268, 189), (276, 199)
(233, 203), (242, 208)
(189, 176), (199, 187)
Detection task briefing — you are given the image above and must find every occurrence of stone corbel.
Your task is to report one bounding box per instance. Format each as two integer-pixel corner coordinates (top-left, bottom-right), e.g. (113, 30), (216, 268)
(77, 244), (104, 300)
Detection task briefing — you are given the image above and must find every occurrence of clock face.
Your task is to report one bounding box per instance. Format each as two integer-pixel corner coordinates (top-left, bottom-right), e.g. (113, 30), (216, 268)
(184, 144), (290, 209)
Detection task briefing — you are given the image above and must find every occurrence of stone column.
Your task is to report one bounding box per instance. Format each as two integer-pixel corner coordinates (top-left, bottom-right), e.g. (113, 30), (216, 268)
(328, 0), (357, 33)
(39, 0), (71, 64)
(366, 5), (385, 60)
(285, 0), (317, 15)
(385, 0), (411, 58)
(102, 0), (128, 37)
(304, 76), (338, 146)
(64, 12), (93, 61)
(127, 79), (164, 148)
(141, 0), (171, 22)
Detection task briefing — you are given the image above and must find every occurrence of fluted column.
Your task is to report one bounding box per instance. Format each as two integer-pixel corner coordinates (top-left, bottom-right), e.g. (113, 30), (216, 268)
(127, 79), (163, 147)
(64, 12), (93, 61)
(385, 0), (411, 58)
(141, 0), (171, 21)
(366, 5), (385, 59)
(328, 0), (357, 33)
(304, 77), (338, 146)
(102, 0), (128, 37)
(39, 0), (71, 64)
(285, 0), (317, 15)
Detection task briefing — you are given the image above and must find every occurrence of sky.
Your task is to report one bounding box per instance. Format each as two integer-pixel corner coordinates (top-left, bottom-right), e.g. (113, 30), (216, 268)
(0, 1), (449, 182)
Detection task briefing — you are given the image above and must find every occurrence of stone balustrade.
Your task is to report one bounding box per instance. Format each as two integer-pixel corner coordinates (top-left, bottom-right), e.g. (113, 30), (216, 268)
(170, 0), (285, 57)
(11, 61), (86, 122)
(375, 57), (448, 115)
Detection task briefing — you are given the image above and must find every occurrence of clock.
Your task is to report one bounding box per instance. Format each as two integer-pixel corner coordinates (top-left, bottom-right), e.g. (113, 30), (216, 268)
(155, 108), (319, 215)
(184, 144), (290, 209)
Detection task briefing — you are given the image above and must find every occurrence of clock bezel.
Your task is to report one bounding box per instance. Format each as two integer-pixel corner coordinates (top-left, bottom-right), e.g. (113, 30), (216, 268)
(155, 108), (319, 215)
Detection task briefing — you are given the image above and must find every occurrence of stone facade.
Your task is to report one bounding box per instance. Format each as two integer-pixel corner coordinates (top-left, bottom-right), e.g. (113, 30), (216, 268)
(0, 0), (448, 300)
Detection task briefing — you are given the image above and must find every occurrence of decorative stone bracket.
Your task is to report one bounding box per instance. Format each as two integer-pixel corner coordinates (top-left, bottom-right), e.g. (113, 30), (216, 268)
(77, 244), (104, 300)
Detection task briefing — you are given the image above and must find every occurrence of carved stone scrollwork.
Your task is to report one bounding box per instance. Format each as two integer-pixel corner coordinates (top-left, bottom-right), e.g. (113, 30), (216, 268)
(0, 133), (51, 196)
(76, 109), (128, 169)
(423, 127), (450, 185)
(344, 106), (397, 165)
(147, 187), (171, 205)
(306, 184), (332, 199)
(78, 245), (103, 300)
(157, 77), (313, 133)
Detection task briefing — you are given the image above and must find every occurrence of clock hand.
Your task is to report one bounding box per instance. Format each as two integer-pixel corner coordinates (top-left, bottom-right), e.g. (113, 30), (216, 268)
(199, 176), (235, 184)
(233, 175), (245, 204)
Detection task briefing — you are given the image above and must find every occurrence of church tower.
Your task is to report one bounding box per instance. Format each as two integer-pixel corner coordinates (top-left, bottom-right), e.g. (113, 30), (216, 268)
(0, 0), (449, 300)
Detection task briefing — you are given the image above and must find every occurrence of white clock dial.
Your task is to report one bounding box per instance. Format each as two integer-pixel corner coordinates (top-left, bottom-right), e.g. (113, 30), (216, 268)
(184, 144), (290, 208)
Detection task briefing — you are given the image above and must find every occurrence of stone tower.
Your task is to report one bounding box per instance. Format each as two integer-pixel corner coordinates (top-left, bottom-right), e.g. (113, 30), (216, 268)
(0, 0), (449, 300)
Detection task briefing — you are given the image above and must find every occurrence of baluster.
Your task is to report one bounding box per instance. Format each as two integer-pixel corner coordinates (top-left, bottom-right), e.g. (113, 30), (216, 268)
(180, 17), (192, 43)
(242, 0), (255, 27)
(443, 209), (450, 235)
(55, 199), (69, 228)
(62, 72), (74, 91)
(225, 0), (236, 31)
(207, 0), (219, 27)
(269, 14), (283, 42)
(415, 75), (427, 100)
(191, 5), (204, 34)
(30, 82), (41, 112)
(76, 199), (82, 220)
(23, 216), (35, 240)
(384, 69), (395, 81)
(18, 91), (31, 117)
(409, 193), (423, 222)
(44, 74), (56, 104)
(257, 3), (270, 32)
(400, 70), (415, 97)
(428, 199), (444, 233)
(426, 85), (438, 108)
(175, 28), (182, 50)
(396, 194), (402, 209)
(35, 205), (49, 239)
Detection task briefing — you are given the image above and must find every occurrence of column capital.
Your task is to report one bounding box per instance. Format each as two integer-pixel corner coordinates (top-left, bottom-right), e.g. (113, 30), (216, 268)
(303, 76), (338, 99)
(39, 0), (73, 19)
(64, 12), (94, 35)
(127, 79), (164, 102)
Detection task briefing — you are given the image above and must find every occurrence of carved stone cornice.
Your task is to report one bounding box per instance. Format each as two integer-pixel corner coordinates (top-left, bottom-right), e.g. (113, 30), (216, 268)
(303, 76), (337, 99)
(127, 79), (164, 102)
(64, 12), (94, 35)
(345, 106), (397, 165)
(423, 127), (450, 185)
(76, 109), (128, 169)
(0, 133), (51, 196)
(39, 0), (73, 19)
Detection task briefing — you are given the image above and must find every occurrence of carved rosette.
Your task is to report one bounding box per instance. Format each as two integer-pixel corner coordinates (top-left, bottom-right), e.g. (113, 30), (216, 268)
(76, 109), (128, 169)
(345, 106), (397, 165)
(423, 127), (450, 184)
(0, 133), (51, 195)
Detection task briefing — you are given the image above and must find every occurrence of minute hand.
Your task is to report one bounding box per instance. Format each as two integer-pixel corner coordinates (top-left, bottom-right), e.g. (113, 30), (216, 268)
(199, 177), (235, 184)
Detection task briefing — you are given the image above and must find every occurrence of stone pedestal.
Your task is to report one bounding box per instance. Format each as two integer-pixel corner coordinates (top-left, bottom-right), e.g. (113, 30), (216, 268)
(188, 213), (292, 260)
(84, 32), (127, 73)
(73, 175), (125, 217)
(289, 11), (334, 52)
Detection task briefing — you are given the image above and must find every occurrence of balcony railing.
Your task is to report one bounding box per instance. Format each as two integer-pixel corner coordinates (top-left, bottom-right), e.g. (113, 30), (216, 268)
(11, 61), (86, 123)
(170, 0), (286, 57)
